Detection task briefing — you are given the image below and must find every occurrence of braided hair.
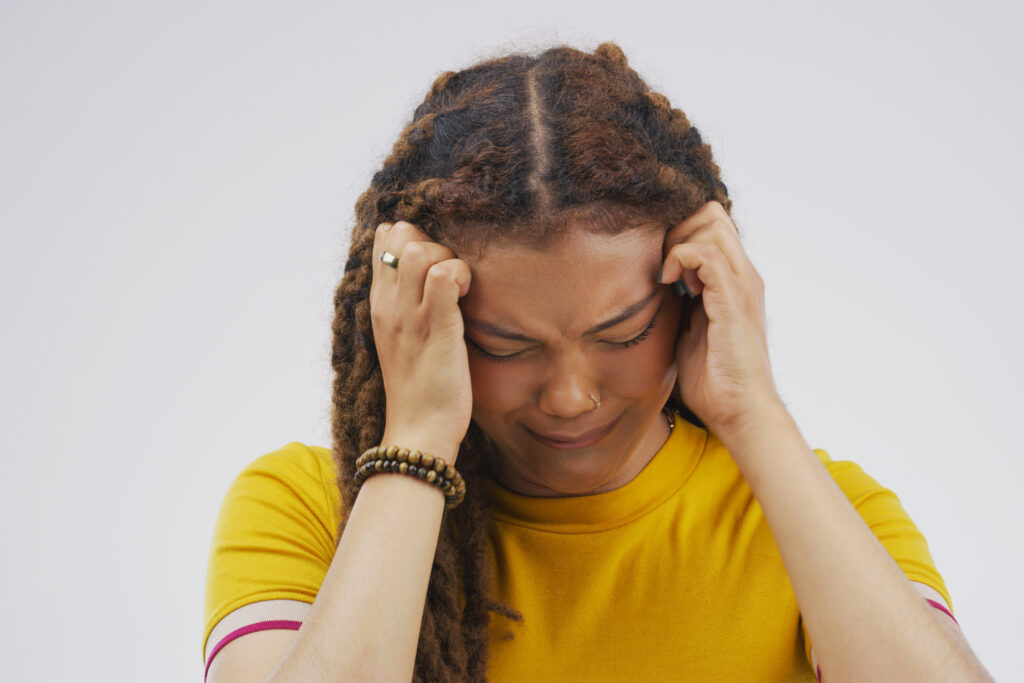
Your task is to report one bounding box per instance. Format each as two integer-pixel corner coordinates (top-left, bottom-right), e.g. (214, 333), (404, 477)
(330, 41), (732, 681)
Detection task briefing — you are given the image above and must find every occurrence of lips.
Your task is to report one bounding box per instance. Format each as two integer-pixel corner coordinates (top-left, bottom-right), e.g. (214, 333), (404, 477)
(524, 415), (620, 449)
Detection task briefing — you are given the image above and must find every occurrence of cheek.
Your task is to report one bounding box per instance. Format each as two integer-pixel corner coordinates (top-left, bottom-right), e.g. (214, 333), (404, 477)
(600, 305), (681, 396)
(598, 336), (677, 397)
(467, 356), (529, 413)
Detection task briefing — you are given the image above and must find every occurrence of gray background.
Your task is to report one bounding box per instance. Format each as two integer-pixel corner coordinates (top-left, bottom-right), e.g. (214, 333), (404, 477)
(1, 0), (1019, 680)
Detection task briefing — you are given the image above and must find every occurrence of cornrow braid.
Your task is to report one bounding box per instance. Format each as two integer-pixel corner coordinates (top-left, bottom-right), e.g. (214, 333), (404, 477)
(330, 40), (733, 681)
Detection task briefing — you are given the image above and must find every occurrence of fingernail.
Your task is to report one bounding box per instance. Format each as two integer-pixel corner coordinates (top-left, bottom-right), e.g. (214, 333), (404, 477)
(673, 279), (695, 298)
(657, 266), (663, 283)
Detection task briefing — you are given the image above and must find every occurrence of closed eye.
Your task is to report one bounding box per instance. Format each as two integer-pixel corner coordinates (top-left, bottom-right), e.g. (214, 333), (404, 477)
(466, 310), (659, 362)
(605, 312), (657, 349)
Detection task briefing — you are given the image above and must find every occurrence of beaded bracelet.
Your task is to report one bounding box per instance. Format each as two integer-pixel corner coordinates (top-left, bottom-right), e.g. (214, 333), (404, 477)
(354, 445), (466, 510)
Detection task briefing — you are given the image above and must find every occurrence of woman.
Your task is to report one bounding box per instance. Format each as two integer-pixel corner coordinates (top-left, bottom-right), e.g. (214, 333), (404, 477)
(202, 42), (991, 681)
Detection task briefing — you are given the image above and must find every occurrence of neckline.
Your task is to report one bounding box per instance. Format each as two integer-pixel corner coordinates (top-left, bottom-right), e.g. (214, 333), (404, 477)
(483, 411), (708, 533)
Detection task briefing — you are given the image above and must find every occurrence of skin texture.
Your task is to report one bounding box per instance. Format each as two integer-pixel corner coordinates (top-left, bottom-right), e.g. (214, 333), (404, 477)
(458, 226), (681, 497)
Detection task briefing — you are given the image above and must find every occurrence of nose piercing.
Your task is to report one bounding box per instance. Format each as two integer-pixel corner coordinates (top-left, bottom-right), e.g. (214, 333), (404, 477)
(588, 392), (601, 411)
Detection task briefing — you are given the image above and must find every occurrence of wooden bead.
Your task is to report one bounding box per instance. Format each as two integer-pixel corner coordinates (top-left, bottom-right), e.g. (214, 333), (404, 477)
(354, 444), (466, 511)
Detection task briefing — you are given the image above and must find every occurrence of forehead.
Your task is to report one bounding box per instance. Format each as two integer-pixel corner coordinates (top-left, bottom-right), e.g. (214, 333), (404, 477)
(457, 227), (664, 328)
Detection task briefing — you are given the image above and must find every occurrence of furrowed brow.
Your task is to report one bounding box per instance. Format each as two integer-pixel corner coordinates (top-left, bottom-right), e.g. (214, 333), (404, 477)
(465, 288), (660, 342)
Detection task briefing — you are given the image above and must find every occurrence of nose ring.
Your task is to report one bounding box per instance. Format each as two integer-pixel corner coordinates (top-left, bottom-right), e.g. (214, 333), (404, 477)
(588, 392), (601, 411)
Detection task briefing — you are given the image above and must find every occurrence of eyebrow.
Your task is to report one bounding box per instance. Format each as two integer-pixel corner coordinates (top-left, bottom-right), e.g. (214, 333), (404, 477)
(465, 288), (661, 343)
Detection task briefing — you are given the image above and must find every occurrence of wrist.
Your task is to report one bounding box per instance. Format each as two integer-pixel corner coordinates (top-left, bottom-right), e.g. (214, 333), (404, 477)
(712, 397), (793, 455)
(379, 429), (462, 465)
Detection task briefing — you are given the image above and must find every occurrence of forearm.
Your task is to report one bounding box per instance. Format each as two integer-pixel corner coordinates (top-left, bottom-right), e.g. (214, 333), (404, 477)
(719, 404), (992, 681)
(265, 441), (452, 682)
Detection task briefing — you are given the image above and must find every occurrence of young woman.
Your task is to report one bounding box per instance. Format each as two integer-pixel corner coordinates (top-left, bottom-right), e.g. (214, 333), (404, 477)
(203, 42), (992, 681)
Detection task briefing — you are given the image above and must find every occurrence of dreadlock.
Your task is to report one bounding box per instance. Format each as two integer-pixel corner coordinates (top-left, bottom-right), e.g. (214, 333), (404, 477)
(330, 40), (732, 681)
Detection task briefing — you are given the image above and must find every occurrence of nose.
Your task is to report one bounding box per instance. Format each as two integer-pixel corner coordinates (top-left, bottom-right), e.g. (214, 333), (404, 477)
(536, 353), (598, 419)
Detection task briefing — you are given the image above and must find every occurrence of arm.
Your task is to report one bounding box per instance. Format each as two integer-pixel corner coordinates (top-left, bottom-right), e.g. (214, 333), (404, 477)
(205, 438), (454, 683)
(262, 453), (453, 682)
(265, 221), (472, 680)
(722, 402), (992, 682)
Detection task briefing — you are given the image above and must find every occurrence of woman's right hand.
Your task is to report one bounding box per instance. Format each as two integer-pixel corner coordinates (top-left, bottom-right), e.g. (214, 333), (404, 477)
(370, 221), (473, 463)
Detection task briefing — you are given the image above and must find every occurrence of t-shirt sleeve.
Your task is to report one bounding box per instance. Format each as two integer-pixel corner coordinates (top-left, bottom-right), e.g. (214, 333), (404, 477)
(799, 448), (953, 668)
(202, 442), (342, 671)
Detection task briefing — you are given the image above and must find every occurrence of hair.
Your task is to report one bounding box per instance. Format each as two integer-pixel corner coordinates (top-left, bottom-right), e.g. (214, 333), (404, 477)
(330, 41), (732, 681)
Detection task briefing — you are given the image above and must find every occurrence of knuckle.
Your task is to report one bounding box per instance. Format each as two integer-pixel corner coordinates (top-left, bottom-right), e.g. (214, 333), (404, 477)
(393, 221), (420, 238)
(710, 216), (730, 233)
(401, 240), (427, 261)
(425, 263), (453, 285)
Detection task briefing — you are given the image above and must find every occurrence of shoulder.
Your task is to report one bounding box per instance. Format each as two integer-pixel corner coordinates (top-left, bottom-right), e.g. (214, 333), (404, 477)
(221, 440), (342, 541)
(203, 442), (342, 665)
(810, 448), (907, 507)
(239, 441), (337, 486)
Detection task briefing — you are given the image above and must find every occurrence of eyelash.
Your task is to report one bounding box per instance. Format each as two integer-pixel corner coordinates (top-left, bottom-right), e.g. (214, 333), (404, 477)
(466, 314), (658, 363)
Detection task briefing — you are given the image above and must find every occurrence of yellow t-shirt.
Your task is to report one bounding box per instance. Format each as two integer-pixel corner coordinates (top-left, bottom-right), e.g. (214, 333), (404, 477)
(203, 412), (952, 681)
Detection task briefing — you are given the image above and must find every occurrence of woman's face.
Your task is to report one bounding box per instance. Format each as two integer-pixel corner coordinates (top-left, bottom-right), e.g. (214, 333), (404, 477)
(458, 226), (684, 497)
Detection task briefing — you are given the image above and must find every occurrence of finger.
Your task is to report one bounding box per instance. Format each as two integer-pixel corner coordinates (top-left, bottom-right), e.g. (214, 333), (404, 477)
(422, 258), (472, 322)
(394, 239), (461, 309)
(660, 241), (735, 306)
(377, 220), (422, 275)
(377, 222), (461, 311)
(373, 221), (428, 314)
(372, 222), (395, 287)
(664, 201), (751, 280)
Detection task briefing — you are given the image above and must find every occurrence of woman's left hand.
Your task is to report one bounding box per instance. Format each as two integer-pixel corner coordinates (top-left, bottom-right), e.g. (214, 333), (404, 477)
(659, 200), (783, 439)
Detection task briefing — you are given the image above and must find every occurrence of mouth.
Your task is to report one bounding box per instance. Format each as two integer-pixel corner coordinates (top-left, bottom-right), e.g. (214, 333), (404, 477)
(524, 415), (621, 450)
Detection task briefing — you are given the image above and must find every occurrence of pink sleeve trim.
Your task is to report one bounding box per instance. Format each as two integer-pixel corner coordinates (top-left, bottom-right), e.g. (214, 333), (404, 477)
(925, 598), (959, 626)
(204, 619), (302, 681)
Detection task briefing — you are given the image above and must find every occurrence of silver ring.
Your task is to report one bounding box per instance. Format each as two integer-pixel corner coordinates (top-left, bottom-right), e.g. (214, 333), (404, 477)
(379, 250), (399, 269)
(588, 393), (601, 411)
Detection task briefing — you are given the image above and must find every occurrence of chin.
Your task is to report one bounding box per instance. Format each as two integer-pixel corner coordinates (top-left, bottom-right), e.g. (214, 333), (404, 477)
(521, 442), (628, 494)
